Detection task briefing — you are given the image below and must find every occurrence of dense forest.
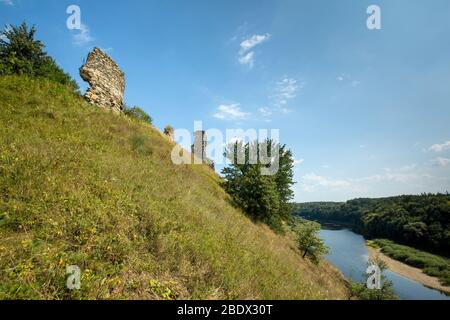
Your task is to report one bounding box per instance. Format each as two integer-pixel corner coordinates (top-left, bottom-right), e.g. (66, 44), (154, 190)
(293, 194), (450, 257)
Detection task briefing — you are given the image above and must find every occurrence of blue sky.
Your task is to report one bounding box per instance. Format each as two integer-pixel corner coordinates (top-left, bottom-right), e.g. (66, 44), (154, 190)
(2, 0), (450, 202)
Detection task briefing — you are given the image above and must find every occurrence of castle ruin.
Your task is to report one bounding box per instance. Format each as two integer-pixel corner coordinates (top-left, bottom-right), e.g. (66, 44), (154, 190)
(80, 48), (125, 113)
(191, 130), (214, 169)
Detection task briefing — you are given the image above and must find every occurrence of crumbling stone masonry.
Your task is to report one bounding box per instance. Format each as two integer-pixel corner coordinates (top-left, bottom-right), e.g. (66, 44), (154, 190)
(191, 130), (214, 169)
(80, 48), (125, 113)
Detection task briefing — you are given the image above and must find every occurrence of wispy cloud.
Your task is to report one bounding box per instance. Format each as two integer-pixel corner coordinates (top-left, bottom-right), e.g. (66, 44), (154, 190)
(0, 0), (13, 6)
(301, 173), (351, 191)
(238, 52), (255, 68)
(294, 158), (305, 166)
(429, 140), (450, 153)
(214, 104), (250, 121)
(271, 77), (303, 113)
(432, 157), (450, 167)
(337, 74), (360, 87)
(240, 34), (270, 52)
(299, 164), (434, 194)
(72, 24), (94, 46)
(258, 107), (272, 117)
(238, 33), (270, 68)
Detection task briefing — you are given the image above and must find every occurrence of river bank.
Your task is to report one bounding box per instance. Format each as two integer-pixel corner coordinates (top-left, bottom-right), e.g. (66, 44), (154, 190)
(367, 246), (450, 294)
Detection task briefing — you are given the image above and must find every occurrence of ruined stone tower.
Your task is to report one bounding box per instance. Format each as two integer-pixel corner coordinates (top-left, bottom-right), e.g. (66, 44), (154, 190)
(79, 48), (125, 113)
(192, 130), (207, 163)
(191, 131), (215, 169)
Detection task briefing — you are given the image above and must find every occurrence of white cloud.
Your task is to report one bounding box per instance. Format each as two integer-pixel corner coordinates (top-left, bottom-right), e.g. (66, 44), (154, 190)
(271, 77), (303, 112)
(213, 104), (250, 120)
(0, 0), (13, 6)
(240, 34), (270, 53)
(276, 78), (299, 103)
(258, 107), (272, 117)
(294, 158), (305, 166)
(238, 51), (255, 68)
(336, 74), (360, 87)
(430, 140), (450, 153)
(72, 24), (94, 46)
(297, 163), (449, 201)
(299, 164), (434, 194)
(432, 157), (450, 167)
(355, 172), (429, 184)
(303, 173), (351, 189)
(238, 33), (270, 68)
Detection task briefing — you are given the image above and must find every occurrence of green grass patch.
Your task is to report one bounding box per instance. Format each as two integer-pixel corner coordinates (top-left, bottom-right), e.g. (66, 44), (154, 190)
(374, 239), (450, 286)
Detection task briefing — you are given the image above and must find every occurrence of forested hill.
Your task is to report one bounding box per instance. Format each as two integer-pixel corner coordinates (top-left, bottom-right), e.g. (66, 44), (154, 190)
(293, 194), (450, 256)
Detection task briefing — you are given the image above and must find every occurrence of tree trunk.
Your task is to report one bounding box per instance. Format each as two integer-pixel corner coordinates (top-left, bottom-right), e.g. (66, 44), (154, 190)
(303, 249), (308, 258)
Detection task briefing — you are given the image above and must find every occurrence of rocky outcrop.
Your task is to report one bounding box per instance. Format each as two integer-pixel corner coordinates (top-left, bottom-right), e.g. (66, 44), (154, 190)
(80, 48), (125, 113)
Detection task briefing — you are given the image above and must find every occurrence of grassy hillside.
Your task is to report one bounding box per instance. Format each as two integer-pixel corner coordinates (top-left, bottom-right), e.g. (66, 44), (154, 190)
(0, 76), (348, 300)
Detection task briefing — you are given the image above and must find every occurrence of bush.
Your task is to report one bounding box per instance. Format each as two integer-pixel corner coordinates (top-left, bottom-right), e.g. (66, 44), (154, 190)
(0, 22), (78, 91)
(293, 218), (329, 264)
(163, 125), (174, 137)
(130, 134), (152, 156)
(124, 106), (152, 124)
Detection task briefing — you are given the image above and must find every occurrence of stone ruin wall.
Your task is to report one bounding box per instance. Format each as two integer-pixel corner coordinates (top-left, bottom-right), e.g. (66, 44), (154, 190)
(80, 48), (125, 113)
(191, 130), (215, 170)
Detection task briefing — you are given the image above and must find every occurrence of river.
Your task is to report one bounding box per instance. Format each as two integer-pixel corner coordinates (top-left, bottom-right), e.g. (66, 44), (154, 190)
(319, 227), (450, 300)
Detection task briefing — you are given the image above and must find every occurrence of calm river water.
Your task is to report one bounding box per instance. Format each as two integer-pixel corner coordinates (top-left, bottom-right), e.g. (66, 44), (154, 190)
(319, 227), (450, 300)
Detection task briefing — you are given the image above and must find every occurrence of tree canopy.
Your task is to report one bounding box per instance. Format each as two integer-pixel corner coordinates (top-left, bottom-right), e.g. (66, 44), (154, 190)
(0, 22), (78, 90)
(221, 139), (295, 231)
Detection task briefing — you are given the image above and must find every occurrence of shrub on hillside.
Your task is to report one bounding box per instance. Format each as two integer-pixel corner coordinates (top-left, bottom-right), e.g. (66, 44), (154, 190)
(163, 125), (174, 137)
(124, 106), (152, 124)
(0, 22), (78, 91)
(292, 218), (329, 264)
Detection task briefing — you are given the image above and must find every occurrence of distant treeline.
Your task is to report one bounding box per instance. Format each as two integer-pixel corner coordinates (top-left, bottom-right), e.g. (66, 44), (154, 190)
(293, 194), (450, 256)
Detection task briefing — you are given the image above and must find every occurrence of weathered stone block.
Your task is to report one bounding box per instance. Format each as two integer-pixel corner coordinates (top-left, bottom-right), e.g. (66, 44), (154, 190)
(80, 48), (125, 113)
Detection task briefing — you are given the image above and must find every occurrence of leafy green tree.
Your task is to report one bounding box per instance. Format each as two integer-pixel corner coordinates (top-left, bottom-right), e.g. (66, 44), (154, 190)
(124, 106), (152, 124)
(275, 144), (295, 220)
(0, 22), (78, 90)
(293, 219), (329, 264)
(221, 139), (294, 231)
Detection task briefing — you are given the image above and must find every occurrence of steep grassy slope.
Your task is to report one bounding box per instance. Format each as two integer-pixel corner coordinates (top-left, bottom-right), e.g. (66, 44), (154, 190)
(0, 76), (348, 300)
